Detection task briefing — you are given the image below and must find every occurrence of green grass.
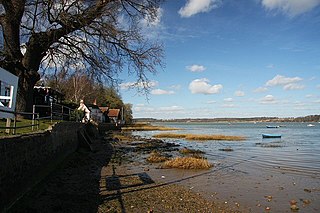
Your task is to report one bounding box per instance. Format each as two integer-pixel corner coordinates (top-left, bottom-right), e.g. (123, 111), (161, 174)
(0, 118), (54, 136)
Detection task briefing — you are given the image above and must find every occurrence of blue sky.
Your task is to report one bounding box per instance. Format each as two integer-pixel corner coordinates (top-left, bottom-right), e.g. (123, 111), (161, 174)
(120, 0), (320, 119)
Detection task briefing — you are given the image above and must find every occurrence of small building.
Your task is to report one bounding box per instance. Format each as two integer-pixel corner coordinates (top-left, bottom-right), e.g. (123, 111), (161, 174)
(33, 86), (64, 105)
(33, 86), (65, 118)
(88, 104), (103, 123)
(108, 109), (121, 123)
(99, 107), (121, 123)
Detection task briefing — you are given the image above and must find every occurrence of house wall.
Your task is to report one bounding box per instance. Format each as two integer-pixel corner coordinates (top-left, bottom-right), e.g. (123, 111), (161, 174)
(0, 122), (84, 212)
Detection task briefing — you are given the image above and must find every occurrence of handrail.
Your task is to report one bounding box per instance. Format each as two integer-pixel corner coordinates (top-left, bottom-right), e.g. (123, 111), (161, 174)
(1, 102), (77, 135)
(0, 108), (40, 134)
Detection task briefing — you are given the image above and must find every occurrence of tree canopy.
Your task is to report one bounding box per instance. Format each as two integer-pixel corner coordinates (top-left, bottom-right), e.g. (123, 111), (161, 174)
(0, 0), (164, 112)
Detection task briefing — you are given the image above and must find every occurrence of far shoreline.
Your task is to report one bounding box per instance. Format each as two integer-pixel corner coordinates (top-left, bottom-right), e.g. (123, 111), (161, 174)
(133, 114), (320, 123)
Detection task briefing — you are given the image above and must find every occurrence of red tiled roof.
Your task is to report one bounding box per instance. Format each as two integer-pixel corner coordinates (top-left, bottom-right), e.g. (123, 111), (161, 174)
(99, 107), (109, 113)
(107, 109), (120, 117)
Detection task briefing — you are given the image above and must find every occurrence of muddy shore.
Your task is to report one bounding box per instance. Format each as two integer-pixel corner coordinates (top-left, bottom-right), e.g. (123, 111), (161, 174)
(10, 131), (244, 213)
(11, 127), (319, 213)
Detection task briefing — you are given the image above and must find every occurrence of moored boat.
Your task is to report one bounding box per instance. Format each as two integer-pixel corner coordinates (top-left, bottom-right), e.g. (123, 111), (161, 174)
(266, 125), (280, 128)
(262, 134), (282, 138)
(307, 124), (315, 127)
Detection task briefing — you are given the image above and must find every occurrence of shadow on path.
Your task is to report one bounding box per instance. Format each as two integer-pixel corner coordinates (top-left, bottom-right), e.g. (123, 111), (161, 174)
(9, 133), (114, 213)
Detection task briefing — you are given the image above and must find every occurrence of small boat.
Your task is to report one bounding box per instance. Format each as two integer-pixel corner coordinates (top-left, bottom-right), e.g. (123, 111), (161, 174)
(266, 125), (280, 128)
(262, 134), (282, 138)
(307, 124), (315, 127)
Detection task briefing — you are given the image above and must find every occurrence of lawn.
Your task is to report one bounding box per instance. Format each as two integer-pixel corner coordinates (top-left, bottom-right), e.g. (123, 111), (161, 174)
(0, 118), (54, 136)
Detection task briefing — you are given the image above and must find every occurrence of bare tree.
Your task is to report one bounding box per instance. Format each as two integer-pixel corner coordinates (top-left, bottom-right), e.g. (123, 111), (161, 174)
(0, 0), (164, 112)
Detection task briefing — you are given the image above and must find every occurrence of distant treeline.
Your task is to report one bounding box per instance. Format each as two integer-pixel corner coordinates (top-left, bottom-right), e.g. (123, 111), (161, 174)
(134, 115), (320, 123)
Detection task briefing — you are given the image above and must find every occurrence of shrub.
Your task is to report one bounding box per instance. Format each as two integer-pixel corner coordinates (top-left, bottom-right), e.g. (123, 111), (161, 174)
(163, 157), (213, 170)
(147, 151), (169, 163)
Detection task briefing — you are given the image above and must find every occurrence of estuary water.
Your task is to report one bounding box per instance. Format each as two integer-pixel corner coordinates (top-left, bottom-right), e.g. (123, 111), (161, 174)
(134, 122), (320, 212)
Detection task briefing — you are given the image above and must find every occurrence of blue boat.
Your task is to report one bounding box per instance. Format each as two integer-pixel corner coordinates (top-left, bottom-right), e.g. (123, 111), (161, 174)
(266, 125), (280, 128)
(262, 134), (282, 138)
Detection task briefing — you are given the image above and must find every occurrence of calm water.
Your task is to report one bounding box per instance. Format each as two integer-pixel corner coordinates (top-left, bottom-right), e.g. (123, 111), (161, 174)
(134, 122), (320, 212)
(138, 122), (320, 177)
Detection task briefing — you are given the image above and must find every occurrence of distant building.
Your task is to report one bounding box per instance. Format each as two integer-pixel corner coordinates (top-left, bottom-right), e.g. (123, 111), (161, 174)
(88, 104), (103, 123)
(33, 86), (64, 105)
(33, 86), (65, 118)
(108, 109), (121, 123)
(99, 107), (121, 124)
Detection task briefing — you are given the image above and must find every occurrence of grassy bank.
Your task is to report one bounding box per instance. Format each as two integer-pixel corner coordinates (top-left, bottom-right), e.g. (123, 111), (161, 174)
(153, 133), (246, 141)
(122, 123), (180, 131)
(0, 118), (53, 136)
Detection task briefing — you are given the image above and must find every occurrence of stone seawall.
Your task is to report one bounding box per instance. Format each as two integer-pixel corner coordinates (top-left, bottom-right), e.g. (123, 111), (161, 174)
(0, 122), (84, 212)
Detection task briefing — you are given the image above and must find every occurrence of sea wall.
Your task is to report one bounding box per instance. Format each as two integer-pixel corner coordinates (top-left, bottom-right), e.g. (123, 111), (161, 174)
(98, 123), (121, 134)
(0, 122), (84, 212)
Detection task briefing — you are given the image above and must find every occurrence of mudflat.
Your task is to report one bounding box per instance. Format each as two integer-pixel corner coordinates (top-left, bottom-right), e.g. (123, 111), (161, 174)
(11, 129), (319, 212)
(10, 132), (243, 212)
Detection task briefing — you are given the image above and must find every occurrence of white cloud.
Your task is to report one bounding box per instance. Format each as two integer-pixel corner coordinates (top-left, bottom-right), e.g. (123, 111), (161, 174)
(133, 105), (185, 118)
(133, 104), (155, 113)
(206, 100), (216, 104)
(224, 98), (233, 102)
(283, 83), (305, 90)
(235, 90), (245, 97)
(159, 106), (184, 112)
(178, 0), (221, 18)
(189, 78), (223, 94)
(141, 7), (163, 27)
(260, 94), (277, 104)
(265, 75), (305, 90)
(120, 80), (158, 90)
(170, 84), (182, 90)
(254, 87), (268, 93)
(186, 64), (206, 72)
(222, 104), (235, 108)
(266, 75), (302, 86)
(151, 89), (175, 95)
(261, 0), (320, 16)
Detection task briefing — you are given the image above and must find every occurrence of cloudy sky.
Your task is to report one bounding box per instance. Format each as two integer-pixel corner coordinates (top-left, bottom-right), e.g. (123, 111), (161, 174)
(120, 0), (320, 119)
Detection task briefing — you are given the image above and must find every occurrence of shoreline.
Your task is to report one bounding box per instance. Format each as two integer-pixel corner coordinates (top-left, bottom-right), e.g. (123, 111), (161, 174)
(10, 130), (319, 212)
(10, 131), (241, 212)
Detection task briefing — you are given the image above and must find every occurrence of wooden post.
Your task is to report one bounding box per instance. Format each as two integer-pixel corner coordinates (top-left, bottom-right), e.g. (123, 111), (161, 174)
(32, 105), (35, 131)
(13, 111), (17, 135)
(50, 102), (53, 123)
(37, 113), (39, 131)
(5, 118), (11, 134)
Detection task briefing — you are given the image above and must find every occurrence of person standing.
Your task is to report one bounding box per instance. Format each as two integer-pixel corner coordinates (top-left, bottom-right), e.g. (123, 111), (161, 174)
(78, 99), (90, 123)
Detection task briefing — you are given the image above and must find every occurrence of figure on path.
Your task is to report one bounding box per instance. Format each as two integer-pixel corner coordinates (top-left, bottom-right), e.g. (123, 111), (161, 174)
(78, 99), (90, 123)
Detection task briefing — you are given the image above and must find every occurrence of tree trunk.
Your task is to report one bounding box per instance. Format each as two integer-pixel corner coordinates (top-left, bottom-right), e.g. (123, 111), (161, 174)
(16, 71), (40, 114)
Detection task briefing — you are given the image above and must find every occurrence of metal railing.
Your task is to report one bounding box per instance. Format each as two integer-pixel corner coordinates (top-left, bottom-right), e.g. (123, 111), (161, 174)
(33, 103), (75, 123)
(0, 103), (76, 135)
(0, 108), (40, 134)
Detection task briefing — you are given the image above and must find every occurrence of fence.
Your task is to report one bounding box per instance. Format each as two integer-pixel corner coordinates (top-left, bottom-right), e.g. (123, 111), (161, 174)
(0, 108), (39, 134)
(33, 102), (75, 123)
(0, 103), (76, 135)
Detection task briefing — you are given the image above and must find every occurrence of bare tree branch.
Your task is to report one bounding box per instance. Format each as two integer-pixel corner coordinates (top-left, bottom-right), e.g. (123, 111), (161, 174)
(1, 0), (164, 112)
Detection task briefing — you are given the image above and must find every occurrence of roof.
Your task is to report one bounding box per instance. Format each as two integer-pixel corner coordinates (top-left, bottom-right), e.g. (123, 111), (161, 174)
(108, 109), (120, 117)
(33, 86), (63, 95)
(88, 104), (100, 109)
(99, 107), (109, 113)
